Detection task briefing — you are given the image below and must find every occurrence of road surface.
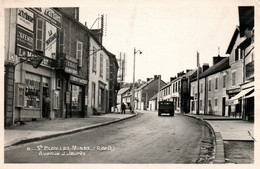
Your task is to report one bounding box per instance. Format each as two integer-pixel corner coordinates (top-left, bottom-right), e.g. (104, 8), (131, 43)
(5, 111), (214, 163)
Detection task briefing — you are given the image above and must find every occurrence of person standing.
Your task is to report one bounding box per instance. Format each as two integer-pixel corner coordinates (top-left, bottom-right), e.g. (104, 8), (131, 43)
(43, 93), (51, 119)
(121, 103), (126, 114)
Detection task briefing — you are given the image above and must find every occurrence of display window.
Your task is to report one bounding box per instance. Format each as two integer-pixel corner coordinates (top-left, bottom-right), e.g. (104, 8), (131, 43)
(25, 73), (41, 108)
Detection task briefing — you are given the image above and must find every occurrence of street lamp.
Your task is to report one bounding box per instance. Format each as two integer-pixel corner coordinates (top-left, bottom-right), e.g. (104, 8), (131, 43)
(132, 47), (142, 113)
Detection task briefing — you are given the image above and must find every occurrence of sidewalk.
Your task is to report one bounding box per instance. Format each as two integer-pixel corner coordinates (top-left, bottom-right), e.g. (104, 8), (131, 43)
(184, 113), (254, 164)
(4, 111), (136, 148)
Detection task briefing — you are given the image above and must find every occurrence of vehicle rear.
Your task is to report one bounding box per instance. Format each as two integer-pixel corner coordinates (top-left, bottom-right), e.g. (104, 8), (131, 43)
(158, 101), (174, 116)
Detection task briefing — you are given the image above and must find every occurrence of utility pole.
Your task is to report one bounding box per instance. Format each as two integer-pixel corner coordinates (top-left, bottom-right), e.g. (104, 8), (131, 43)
(196, 52), (200, 115)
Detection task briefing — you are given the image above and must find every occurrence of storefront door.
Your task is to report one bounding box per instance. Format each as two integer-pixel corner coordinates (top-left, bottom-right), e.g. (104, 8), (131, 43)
(71, 84), (83, 117)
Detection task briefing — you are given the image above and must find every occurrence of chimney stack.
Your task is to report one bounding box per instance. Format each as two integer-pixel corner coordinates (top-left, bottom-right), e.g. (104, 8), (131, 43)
(202, 63), (209, 72)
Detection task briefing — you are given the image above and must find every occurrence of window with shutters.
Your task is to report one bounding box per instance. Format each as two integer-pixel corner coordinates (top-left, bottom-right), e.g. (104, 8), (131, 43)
(76, 41), (83, 67)
(106, 59), (109, 81)
(223, 75), (226, 88)
(36, 17), (44, 51)
(59, 30), (65, 53)
(100, 54), (103, 78)
(215, 77), (218, 90)
(92, 47), (97, 73)
(208, 80), (211, 91)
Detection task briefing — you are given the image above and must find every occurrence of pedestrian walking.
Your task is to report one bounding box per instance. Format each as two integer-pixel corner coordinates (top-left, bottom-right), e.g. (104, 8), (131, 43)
(43, 93), (51, 119)
(121, 103), (126, 114)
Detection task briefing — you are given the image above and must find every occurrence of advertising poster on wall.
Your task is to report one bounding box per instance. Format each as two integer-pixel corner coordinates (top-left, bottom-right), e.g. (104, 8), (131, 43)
(45, 22), (57, 59)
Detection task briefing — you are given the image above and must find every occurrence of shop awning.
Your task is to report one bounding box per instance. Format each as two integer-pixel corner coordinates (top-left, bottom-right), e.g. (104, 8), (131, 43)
(245, 91), (254, 99)
(229, 88), (254, 101)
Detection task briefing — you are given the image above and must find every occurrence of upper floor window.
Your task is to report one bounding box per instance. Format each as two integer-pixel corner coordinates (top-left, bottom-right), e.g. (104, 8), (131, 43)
(36, 17), (44, 51)
(235, 48), (240, 61)
(214, 98), (218, 107)
(215, 77), (218, 90)
(100, 54), (103, 78)
(76, 41), (83, 67)
(232, 71), (236, 86)
(92, 47), (97, 73)
(223, 75), (226, 88)
(200, 83), (203, 93)
(106, 59), (109, 81)
(208, 80), (211, 91)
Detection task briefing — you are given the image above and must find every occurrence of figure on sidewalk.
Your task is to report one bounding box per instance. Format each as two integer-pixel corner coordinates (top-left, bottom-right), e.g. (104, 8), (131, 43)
(43, 93), (51, 119)
(121, 103), (126, 114)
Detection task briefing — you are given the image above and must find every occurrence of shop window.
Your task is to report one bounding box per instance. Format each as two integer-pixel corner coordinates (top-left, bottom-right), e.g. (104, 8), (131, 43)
(15, 83), (25, 107)
(25, 73), (41, 108)
(71, 84), (82, 111)
(92, 47), (97, 73)
(100, 54), (103, 78)
(53, 90), (60, 109)
(36, 17), (44, 51)
(76, 41), (83, 67)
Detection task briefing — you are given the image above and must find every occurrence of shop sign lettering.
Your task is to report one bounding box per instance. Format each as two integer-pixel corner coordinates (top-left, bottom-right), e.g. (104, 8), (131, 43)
(16, 26), (34, 51)
(65, 67), (78, 75)
(29, 8), (61, 29)
(16, 46), (52, 67)
(70, 76), (88, 85)
(17, 8), (34, 31)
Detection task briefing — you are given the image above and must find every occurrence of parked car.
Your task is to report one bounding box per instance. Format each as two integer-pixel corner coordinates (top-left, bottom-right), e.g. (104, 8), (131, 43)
(158, 101), (174, 116)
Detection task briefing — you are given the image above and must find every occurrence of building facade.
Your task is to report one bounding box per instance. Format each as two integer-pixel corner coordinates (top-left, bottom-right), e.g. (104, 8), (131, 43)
(135, 75), (166, 111)
(54, 8), (89, 118)
(4, 8), (63, 126)
(87, 35), (110, 115)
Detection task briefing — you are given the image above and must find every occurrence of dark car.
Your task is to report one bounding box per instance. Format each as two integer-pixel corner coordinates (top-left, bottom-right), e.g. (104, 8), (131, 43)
(158, 101), (174, 116)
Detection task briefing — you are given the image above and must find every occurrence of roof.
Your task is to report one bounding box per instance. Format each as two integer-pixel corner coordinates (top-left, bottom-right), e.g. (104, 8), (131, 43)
(136, 78), (155, 90)
(226, 27), (240, 54)
(118, 87), (130, 95)
(149, 94), (157, 101)
(191, 57), (230, 82)
(160, 69), (197, 91)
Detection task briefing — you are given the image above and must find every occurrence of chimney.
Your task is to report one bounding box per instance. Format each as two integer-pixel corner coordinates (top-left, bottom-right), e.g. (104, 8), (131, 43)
(177, 71), (185, 77)
(170, 77), (176, 82)
(147, 78), (152, 82)
(186, 69), (192, 73)
(213, 56), (226, 65)
(154, 75), (160, 79)
(202, 63), (209, 72)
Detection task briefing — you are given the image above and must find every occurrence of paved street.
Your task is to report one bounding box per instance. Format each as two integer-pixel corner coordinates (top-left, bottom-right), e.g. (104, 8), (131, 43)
(5, 111), (214, 163)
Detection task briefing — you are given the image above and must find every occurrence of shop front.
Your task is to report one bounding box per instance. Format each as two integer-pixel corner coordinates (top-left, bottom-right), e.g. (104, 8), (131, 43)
(67, 75), (88, 118)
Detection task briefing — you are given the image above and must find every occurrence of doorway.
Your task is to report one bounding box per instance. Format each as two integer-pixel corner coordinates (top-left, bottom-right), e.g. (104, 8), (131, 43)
(222, 97), (226, 116)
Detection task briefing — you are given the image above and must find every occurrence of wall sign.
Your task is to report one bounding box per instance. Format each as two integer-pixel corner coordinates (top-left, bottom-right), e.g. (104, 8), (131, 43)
(45, 22), (57, 59)
(70, 75), (88, 85)
(16, 26), (34, 51)
(16, 46), (53, 67)
(17, 8), (34, 31)
(29, 8), (61, 29)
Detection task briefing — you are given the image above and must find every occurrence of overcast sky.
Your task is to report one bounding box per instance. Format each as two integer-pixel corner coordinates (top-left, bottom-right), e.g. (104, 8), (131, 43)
(79, 0), (257, 83)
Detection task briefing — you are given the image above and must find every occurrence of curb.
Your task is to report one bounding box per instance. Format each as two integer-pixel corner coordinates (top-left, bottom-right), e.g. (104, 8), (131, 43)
(183, 114), (225, 164)
(5, 113), (138, 148)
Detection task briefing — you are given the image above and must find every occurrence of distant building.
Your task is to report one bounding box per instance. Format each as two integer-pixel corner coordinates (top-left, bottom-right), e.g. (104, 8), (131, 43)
(160, 69), (197, 113)
(135, 75), (166, 111)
